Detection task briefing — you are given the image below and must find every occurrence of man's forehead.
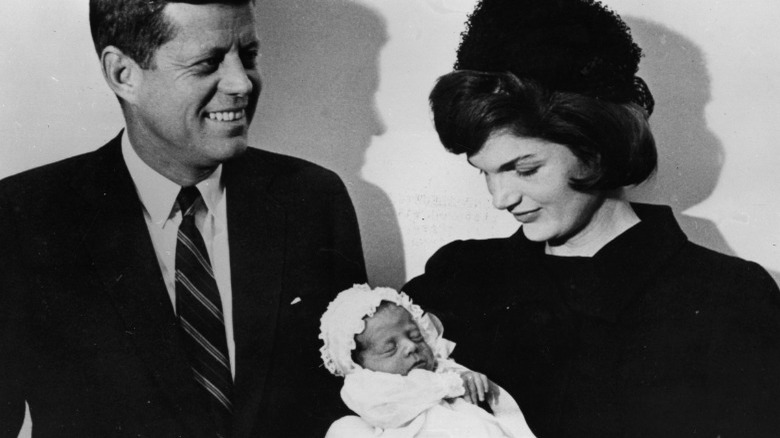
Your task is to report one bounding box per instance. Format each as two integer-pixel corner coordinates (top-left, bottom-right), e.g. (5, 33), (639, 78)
(162, 2), (258, 49)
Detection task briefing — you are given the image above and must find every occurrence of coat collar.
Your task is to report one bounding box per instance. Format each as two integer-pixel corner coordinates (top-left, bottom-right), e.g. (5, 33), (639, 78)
(69, 133), (290, 437)
(507, 203), (689, 322)
(218, 148), (287, 436)
(69, 132), (216, 437)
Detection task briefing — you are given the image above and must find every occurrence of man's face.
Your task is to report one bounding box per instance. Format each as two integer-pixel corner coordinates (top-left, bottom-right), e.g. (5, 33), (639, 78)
(130, 2), (261, 175)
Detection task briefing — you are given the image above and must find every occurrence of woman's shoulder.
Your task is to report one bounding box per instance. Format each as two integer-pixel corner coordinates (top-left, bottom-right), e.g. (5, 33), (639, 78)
(673, 240), (779, 302)
(627, 203), (778, 303)
(634, 233), (780, 321)
(425, 231), (528, 270)
(403, 235), (526, 306)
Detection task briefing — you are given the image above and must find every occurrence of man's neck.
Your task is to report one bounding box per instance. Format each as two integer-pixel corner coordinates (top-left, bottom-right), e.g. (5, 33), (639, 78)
(125, 127), (216, 187)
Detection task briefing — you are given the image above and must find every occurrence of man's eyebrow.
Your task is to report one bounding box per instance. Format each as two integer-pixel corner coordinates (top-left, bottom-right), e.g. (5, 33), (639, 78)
(241, 40), (260, 51)
(187, 45), (226, 61)
(191, 39), (259, 58)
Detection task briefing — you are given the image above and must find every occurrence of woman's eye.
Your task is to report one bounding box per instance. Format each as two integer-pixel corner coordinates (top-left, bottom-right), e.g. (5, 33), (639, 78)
(516, 167), (539, 177)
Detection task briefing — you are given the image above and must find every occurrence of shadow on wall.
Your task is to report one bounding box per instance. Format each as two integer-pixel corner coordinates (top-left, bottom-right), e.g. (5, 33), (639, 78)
(250, 1), (405, 289)
(624, 17), (780, 285)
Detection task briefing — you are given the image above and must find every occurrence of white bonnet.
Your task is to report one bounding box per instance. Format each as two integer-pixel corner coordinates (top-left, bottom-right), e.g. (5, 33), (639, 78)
(319, 284), (446, 377)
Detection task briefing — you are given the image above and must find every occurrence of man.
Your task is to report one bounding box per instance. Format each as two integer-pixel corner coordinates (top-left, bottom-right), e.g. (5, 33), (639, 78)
(0, 0), (366, 436)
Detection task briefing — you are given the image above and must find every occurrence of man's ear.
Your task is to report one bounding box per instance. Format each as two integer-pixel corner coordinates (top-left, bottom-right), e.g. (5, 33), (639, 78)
(100, 46), (144, 104)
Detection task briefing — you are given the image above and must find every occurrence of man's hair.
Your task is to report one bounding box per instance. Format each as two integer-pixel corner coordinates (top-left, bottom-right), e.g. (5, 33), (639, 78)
(429, 69), (657, 191)
(89, 0), (251, 69)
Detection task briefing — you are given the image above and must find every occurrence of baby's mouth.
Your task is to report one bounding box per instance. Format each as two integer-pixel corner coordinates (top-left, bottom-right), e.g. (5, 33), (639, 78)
(411, 359), (429, 371)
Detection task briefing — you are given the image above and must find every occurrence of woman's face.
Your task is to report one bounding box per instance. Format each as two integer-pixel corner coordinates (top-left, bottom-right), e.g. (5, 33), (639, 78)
(468, 132), (603, 245)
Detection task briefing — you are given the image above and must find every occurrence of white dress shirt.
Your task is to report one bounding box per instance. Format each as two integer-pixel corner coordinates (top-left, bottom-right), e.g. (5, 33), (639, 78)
(122, 132), (236, 379)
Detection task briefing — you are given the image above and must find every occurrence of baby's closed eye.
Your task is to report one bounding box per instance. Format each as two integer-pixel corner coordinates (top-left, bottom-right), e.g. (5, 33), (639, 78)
(379, 342), (397, 355)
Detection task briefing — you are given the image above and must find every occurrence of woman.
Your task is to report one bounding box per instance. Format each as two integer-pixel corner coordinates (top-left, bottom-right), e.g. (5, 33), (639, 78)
(403, 0), (780, 436)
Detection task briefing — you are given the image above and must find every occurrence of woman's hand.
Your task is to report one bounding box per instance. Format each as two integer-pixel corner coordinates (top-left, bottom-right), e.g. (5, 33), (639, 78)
(459, 370), (496, 405)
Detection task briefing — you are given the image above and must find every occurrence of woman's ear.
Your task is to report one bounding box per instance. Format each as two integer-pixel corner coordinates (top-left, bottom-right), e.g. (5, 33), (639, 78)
(100, 46), (143, 105)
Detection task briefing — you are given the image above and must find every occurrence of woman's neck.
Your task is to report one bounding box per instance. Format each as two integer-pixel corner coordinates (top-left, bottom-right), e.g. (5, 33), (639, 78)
(545, 198), (639, 257)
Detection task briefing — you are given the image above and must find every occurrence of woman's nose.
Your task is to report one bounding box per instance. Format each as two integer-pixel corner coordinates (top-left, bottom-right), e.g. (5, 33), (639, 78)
(487, 173), (521, 210)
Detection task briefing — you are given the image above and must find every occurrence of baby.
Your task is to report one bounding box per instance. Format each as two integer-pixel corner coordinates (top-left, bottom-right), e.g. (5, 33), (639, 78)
(319, 284), (535, 438)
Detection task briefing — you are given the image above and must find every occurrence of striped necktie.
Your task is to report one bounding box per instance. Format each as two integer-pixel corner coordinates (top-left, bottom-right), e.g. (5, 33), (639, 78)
(175, 186), (233, 438)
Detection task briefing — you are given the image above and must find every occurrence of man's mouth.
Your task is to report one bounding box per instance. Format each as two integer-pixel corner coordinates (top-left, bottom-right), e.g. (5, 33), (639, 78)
(207, 109), (245, 122)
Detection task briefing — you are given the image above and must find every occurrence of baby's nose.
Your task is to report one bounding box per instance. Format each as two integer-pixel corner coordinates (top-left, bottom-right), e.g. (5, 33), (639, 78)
(401, 339), (419, 355)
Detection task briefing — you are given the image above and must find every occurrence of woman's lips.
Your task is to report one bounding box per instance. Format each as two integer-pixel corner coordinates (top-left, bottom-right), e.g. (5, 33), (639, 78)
(513, 208), (541, 222)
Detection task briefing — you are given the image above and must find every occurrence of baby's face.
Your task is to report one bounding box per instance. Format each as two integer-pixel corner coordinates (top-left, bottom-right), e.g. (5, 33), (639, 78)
(355, 304), (435, 376)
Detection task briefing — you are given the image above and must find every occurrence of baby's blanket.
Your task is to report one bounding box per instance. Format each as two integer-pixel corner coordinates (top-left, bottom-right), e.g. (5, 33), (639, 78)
(332, 367), (534, 438)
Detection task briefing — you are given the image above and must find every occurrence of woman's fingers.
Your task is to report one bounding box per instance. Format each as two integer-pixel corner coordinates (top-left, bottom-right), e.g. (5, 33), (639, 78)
(487, 379), (500, 404)
(462, 372), (490, 404)
(466, 373), (478, 404)
(476, 373), (488, 402)
(466, 374), (477, 404)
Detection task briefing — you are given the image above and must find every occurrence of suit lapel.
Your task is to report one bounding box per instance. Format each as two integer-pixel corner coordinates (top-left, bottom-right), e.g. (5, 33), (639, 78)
(72, 134), (214, 436)
(223, 154), (286, 435)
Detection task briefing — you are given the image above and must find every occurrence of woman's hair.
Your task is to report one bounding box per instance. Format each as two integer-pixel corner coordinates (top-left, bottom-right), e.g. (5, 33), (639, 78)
(430, 69), (657, 191)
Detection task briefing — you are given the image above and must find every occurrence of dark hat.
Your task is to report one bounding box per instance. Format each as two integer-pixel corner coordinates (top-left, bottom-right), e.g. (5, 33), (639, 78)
(455, 0), (654, 115)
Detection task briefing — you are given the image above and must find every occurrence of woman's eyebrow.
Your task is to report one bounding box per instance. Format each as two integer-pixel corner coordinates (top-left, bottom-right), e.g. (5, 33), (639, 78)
(497, 154), (536, 172)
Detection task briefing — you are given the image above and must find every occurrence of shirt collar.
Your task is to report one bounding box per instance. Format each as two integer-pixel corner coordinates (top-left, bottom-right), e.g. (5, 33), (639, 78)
(121, 131), (224, 227)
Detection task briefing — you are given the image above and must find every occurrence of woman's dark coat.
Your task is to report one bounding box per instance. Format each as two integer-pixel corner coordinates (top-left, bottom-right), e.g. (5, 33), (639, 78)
(404, 203), (780, 438)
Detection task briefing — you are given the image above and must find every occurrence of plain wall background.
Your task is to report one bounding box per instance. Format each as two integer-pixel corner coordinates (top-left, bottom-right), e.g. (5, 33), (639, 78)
(2, 1), (779, 435)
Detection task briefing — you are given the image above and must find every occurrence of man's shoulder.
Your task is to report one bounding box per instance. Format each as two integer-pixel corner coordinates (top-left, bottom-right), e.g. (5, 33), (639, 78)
(0, 147), (110, 203)
(0, 136), (118, 196)
(232, 147), (344, 187)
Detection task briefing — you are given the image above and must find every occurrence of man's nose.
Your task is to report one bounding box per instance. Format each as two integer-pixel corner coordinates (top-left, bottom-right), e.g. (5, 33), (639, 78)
(218, 56), (254, 96)
(487, 173), (521, 210)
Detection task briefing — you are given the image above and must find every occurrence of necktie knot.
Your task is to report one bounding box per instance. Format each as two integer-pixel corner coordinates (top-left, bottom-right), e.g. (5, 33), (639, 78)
(177, 186), (202, 217)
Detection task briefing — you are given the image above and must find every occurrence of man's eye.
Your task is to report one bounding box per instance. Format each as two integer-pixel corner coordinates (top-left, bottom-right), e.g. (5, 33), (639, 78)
(241, 51), (260, 69)
(197, 56), (223, 73)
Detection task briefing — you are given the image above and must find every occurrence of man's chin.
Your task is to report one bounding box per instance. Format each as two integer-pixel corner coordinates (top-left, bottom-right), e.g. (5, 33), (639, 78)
(208, 139), (249, 162)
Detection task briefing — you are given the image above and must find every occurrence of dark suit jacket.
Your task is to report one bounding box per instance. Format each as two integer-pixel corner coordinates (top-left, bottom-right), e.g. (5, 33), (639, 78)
(405, 203), (780, 438)
(0, 133), (366, 437)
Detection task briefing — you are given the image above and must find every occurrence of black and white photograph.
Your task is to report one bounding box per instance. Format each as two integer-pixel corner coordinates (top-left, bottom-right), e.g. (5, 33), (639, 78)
(2, 0), (779, 436)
